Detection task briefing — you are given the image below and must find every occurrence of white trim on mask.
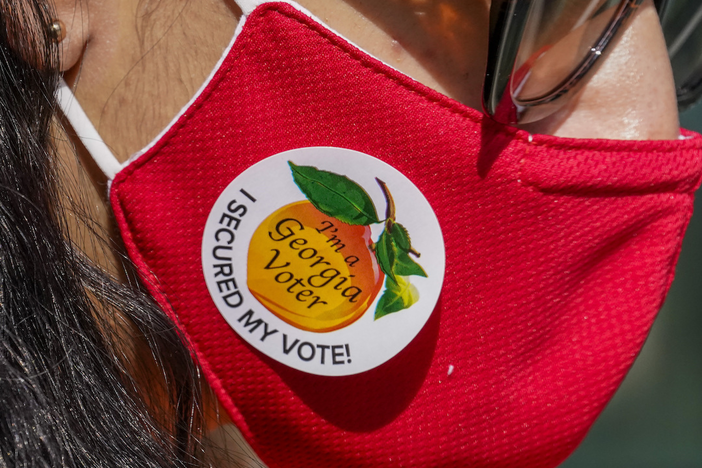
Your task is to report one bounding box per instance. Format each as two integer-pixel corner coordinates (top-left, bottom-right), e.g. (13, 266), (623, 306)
(56, 13), (248, 181)
(57, 80), (123, 180)
(129, 0), (401, 169)
(125, 15), (249, 168)
(59, 0), (402, 179)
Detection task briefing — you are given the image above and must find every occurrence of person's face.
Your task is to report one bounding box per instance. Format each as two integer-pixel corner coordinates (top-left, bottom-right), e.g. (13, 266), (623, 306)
(50, 0), (680, 454)
(54, 0), (677, 161)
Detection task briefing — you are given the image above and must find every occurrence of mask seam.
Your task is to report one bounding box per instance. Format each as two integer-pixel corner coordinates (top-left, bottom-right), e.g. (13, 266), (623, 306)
(261, 4), (702, 153)
(265, 6), (490, 129)
(109, 177), (258, 449)
(114, 2), (513, 185)
(117, 1), (702, 191)
(112, 2), (702, 200)
(517, 136), (702, 196)
(517, 153), (702, 195)
(108, 4), (266, 438)
(122, 11), (254, 171)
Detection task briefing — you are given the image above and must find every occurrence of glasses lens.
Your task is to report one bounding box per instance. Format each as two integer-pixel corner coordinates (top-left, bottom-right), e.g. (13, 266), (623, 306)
(512, 0), (624, 103)
(661, 1), (702, 109)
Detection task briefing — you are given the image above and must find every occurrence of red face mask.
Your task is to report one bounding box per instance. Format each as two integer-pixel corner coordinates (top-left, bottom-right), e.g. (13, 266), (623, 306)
(60, 1), (702, 467)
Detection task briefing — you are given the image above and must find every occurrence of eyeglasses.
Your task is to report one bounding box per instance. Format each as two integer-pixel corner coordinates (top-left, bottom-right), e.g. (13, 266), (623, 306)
(482, 0), (696, 125)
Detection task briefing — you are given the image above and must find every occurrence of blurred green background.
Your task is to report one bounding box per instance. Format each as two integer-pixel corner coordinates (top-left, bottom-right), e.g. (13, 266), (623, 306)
(560, 79), (702, 467)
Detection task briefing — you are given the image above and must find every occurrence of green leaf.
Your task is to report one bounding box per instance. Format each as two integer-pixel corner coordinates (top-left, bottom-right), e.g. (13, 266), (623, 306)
(289, 162), (380, 225)
(390, 222), (412, 252)
(374, 228), (396, 281)
(375, 276), (420, 320)
(387, 222), (426, 278)
(394, 250), (427, 277)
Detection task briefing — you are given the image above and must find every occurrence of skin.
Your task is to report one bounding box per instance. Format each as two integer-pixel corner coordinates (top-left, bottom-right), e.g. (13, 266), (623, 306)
(54, 0), (678, 238)
(54, 0), (678, 162)
(51, 0), (679, 464)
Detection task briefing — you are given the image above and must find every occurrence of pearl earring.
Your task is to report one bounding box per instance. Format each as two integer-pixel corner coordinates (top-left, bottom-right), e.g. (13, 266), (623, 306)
(49, 20), (66, 43)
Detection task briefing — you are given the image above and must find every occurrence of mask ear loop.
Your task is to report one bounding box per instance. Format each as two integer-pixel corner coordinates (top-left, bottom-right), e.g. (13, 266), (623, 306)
(56, 79), (123, 180)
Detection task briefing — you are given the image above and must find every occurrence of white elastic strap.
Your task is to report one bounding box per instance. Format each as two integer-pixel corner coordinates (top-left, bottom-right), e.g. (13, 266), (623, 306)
(57, 80), (122, 180)
(235, 0), (269, 16)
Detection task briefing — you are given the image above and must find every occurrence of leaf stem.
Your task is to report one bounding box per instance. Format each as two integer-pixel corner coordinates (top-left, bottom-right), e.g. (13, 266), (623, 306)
(376, 178), (396, 223)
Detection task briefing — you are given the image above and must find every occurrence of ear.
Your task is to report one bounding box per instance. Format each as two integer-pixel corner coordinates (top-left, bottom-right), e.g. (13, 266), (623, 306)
(52, 0), (91, 72)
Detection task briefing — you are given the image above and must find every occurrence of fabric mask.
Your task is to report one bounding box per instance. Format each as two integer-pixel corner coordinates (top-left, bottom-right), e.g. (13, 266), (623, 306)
(59, 1), (702, 467)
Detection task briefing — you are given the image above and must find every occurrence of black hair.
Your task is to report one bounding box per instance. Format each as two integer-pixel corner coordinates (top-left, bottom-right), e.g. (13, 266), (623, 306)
(0, 1), (211, 466)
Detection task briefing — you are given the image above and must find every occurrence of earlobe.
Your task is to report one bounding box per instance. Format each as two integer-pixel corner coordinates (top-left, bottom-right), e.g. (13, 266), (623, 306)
(52, 0), (90, 72)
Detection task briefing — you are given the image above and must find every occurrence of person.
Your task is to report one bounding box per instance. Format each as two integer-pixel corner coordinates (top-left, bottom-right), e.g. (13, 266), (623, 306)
(0, 3), (209, 468)
(1, 0), (698, 467)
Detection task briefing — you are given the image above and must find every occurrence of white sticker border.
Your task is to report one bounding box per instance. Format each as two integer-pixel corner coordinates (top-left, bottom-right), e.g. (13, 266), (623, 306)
(201, 147), (445, 376)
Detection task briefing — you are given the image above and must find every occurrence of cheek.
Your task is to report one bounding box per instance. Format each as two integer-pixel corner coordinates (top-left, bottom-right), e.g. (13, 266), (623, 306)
(523, 0), (679, 141)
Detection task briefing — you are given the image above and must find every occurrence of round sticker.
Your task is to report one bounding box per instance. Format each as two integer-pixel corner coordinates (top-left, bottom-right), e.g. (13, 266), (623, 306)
(202, 147), (445, 376)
